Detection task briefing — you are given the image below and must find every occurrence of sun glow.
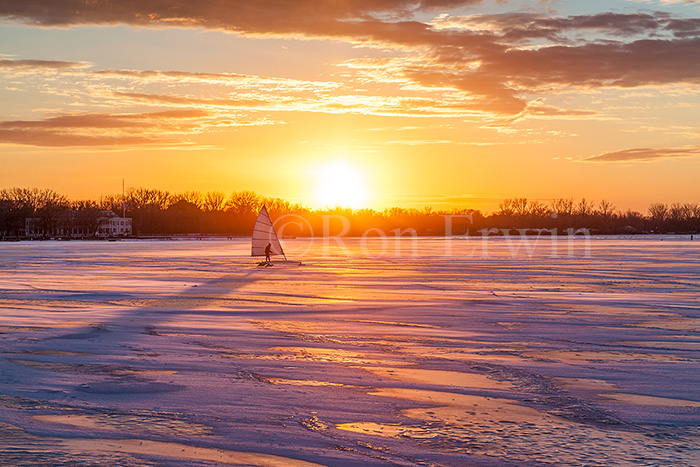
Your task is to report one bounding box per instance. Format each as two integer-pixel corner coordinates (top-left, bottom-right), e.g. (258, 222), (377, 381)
(313, 160), (370, 209)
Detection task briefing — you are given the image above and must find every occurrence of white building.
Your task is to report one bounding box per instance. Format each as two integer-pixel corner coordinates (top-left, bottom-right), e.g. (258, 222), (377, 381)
(25, 210), (132, 239)
(96, 210), (132, 237)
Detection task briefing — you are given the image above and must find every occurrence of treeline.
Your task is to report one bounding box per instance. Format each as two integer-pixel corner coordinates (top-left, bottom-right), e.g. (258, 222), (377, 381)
(490, 198), (699, 234)
(1, 187), (698, 238)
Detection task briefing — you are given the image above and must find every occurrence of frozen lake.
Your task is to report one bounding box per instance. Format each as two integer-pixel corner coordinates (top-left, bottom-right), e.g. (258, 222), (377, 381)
(0, 236), (699, 466)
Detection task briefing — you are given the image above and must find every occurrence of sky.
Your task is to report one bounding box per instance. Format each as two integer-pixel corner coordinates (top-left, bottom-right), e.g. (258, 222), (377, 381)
(1, 0), (699, 212)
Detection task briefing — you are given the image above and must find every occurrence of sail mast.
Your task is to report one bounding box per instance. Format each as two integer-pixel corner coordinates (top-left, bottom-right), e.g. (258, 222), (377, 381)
(122, 178), (125, 218)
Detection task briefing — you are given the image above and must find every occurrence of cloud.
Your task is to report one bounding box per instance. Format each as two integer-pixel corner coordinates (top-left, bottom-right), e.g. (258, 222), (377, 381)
(339, 11), (700, 114)
(0, 58), (90, 70)
(383, 139), (454, 145)
(1, 60), (510, 150)
(0, 109), (209, 129)
(97, 31), (700, 118)
(525, 104), (598, 117)
(431, 12), (670, 40)
(113, 92), (273, 108)
(0, 1), (485, 33)
(584, 145), (700, 162)
(110, 89), (504, 119)
(491, 37), (700, 89)
(0, 109), (271, 147)
(92, 69), (340, 91)
(2, 2), (700, 120)
(0, 130), (157, 147)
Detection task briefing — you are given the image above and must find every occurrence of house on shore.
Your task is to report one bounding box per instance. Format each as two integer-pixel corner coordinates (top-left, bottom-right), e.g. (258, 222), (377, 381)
(25, 210), (132, 239)
(95, 210), (132, 238)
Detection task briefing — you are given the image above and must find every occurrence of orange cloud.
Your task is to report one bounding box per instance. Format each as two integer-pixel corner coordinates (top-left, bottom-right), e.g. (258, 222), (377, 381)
(0, 131), (157, 147)
(525, 104), (597, 118)
(485, 38), (700, 89)
(90, 69), (340, 91)
(585, 145), (700, 162)
(0, 109), (271, 147)
(113, 89), (513, 118)
(2, 3), (700, 122)
(0, 1), (485, 30)
(0, 110), (208, 129)
(0, 58), (90, 70)
(113, 92), (273, 109)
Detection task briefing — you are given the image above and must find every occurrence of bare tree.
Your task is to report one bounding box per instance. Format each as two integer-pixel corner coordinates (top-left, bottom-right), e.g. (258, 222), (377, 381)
(129, 187), (172, 209)
(668, 203), (690, 223)
(172, 191), (203, 209)
(0, 188), (42, 236)
(529, 200), (550, 218)
(384, 207), (425, 220)
(100, 194), (126, 214)
(550, 198), (574, 216)
(511, 198), (530, 216)
(648, 202), (668, 222)
(498, 199), (514, 216)
(71, 200), (102, 237)
(576, 198), (594, 216)
(35, 189), (70, 238)
(261, 196), (306, 216)
(225, 191), (262, 216)
(597, 199), (616, 218)
(202, 191), (226, 212)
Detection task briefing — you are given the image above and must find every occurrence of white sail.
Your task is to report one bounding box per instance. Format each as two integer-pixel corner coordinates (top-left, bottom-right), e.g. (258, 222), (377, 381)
(251, 206), (285, 259)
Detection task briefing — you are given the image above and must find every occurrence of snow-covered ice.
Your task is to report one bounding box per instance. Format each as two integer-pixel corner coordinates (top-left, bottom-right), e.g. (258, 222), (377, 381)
(0, 236), (698, 466)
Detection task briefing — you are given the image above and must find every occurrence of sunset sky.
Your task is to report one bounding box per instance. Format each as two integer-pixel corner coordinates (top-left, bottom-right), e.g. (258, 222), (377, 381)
(1, 0), (699, 211)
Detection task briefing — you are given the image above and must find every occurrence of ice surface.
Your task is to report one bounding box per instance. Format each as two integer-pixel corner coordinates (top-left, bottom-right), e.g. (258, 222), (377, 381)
(0, 236), (699, 466)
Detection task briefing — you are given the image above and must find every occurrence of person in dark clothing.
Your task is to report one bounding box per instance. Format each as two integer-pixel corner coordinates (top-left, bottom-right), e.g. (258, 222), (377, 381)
(265, 243), (272, 263)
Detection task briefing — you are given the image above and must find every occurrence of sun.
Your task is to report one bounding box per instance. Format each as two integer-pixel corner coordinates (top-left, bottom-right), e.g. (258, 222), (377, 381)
(313, 160), (370, 209)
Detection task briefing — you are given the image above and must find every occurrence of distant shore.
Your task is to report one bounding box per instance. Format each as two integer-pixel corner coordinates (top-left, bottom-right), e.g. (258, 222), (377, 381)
(2, 231), (696, 242)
